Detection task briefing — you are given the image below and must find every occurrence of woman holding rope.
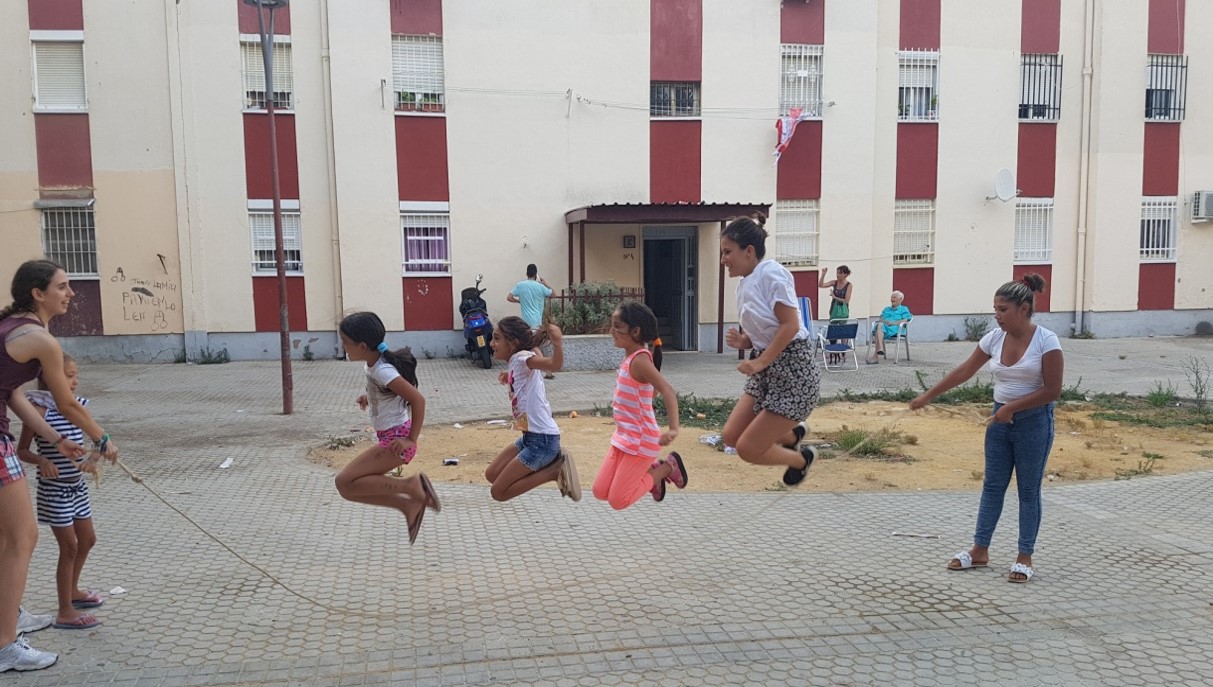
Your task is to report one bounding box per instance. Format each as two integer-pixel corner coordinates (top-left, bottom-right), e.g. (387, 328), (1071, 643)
(1, 260), (117, 673)
(910, 274), (1062, 583)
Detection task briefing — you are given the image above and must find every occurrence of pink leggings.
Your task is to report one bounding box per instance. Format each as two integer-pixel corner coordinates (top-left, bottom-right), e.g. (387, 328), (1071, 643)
(592, 446), (653, 511)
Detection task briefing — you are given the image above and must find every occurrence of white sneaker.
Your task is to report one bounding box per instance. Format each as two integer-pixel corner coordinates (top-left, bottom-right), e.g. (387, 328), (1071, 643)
(17, 608), (53, 634)
(0, 636), (58, 673)
(555, 450), (582, 502)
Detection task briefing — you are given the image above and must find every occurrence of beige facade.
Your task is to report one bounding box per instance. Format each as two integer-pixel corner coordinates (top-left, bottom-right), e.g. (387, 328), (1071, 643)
(0, 1), (1209, 361)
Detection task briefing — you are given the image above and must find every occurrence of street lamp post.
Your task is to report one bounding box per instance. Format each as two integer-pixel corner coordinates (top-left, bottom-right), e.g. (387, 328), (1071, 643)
(244, 0), (293, 415)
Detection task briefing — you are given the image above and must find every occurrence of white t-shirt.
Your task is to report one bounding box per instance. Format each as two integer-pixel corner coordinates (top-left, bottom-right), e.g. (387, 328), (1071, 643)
(736, 259), (810, 351)
(508, 351), (560, 435)
(365, 358), (411, 431)
(979, 325), (1062, 404)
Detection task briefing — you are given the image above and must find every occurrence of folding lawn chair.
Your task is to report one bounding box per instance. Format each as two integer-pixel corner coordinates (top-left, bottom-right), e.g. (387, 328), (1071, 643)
(867, 320), (912, 364)
(818, 320), (859, 371)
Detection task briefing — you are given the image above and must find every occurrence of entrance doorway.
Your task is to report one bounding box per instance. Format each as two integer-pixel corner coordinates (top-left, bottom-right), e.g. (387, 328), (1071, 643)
(643, 227), (698, 351)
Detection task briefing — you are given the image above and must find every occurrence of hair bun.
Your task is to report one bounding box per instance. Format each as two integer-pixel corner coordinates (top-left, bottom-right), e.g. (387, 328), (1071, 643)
(752, 211), (767, 227)
(1021, 273), (1046, 293)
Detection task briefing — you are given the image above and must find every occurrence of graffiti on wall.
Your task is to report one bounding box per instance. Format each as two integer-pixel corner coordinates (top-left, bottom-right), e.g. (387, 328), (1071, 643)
(111, 254), (179, 332)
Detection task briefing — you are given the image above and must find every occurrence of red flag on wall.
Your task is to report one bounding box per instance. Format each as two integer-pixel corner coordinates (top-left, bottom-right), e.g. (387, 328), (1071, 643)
(773, 107), (805, 164)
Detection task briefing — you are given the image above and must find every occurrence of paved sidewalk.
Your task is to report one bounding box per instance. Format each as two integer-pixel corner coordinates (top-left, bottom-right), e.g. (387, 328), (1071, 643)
(8, 336), (1213, 686)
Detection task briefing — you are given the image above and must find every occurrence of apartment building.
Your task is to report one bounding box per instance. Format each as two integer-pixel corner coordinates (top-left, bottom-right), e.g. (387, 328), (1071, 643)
(0, 0), (1209, 360)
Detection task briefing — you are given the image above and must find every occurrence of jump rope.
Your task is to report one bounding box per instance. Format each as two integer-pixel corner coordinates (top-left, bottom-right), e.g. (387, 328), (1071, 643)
(82, 396), (990, 619)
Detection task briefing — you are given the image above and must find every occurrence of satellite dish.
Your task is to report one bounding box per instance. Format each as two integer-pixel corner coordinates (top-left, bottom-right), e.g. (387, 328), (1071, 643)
(988, 168), (1018, 202)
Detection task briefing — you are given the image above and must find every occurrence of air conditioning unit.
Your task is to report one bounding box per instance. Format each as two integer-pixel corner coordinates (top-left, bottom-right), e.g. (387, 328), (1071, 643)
(1193, 191), (1213, 222)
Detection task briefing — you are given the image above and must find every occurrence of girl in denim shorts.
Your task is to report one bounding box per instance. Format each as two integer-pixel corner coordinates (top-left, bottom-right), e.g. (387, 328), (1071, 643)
(484, 317), (581, 502)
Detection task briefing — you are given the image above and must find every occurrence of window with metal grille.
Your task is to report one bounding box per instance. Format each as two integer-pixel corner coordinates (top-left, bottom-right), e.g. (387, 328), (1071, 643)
(401, 213), (451, 275)
(241, 41), (293, 110)
(1014, 198), (1054, 263)
(1019, 53), (1062, 121)
(1139, 198), (1177, 261)
(249, 211), (302, 272)
(898, 51), (938, 122)
(32, 41), (86, 111)
(893, 200), (934, 265)
(771, 200), (819, 267)
(392, 35), (445, 112)
(650, 82), (700, 117)
(1145, 54), (1187, 121)
(780, 44), (824, 118)
(41, 208), (97, 277)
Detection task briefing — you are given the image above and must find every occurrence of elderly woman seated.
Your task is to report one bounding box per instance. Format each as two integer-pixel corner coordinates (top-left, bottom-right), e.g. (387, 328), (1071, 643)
(866, 291), (912, 364)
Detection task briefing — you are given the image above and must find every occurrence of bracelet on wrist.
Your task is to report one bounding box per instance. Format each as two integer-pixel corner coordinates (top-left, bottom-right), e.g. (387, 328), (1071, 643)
(92, 433), (110, 452)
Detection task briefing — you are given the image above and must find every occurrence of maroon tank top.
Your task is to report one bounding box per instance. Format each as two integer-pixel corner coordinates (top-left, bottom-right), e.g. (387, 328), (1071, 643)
(0, 316), (44, 440)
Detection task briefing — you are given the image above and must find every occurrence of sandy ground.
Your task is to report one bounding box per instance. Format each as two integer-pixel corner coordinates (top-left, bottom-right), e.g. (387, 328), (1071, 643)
(308, 401), (1213, 494)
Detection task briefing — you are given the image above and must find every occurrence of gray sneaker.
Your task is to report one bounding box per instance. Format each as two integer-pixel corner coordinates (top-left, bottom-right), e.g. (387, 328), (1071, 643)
(0, 636), (58, 673)
(555, 450), (582, 502)
(17, 607), (53, 634)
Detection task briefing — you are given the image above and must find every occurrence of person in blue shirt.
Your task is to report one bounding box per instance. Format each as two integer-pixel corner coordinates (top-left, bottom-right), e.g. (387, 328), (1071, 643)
(866, 291), (912, 364)
(507, 264), (553, 329)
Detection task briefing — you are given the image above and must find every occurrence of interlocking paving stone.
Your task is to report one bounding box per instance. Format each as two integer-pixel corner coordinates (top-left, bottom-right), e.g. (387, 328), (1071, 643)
(7, 337), (1212, 685)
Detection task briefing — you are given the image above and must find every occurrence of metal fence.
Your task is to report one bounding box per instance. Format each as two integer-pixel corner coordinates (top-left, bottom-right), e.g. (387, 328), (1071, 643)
(547, 285), (645, 335)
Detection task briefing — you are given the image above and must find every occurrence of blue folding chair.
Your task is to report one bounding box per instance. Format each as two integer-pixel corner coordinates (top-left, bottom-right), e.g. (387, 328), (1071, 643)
(817, 320), (859, 371)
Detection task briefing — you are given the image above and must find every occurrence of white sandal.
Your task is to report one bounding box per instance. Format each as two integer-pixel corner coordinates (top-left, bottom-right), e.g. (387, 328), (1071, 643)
(947, 551), (988, 570)
(1007, 562), (1035, 583)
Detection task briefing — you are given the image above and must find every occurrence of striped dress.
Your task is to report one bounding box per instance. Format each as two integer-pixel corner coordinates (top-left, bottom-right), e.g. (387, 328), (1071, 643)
(609, 349), (661, 460)
(28, 391), (88, 483)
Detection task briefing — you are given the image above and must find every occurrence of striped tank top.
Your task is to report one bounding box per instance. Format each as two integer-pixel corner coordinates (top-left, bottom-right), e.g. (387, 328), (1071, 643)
(609, 349), (661, 459)
(29, 393), (88, 483)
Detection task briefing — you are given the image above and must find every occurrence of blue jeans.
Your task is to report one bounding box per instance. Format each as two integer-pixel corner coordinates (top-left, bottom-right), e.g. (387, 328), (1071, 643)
(974, 403), (1055, 555)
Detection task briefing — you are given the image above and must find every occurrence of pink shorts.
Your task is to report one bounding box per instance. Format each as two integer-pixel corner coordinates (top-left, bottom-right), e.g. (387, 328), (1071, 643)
(376, 421), (417, 464)
(1, 437), (26, 488)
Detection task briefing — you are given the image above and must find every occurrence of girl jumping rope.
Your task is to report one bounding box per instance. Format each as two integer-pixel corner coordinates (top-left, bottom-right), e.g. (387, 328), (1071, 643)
(485, 317), (581, 502)
(334, 312), (438, 545)
(16, 354), (104, 630)
(720, 214), (820, 486)
(592, 301), (687, 509)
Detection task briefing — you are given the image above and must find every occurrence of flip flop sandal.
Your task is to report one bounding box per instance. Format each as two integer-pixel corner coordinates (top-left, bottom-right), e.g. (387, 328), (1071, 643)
(53, 614), (101, 630)
(664, 451), (689, 490)
(417, 473), (442, 513)
(947, 551), (988, 570)
(1007, 562), (1035, 583)
(406, 506), (425, 545)
(71, 592), (104, 609)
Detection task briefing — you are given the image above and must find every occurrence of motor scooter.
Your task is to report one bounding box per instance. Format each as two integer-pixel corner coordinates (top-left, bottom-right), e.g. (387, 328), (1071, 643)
(458, 274), (494, 369)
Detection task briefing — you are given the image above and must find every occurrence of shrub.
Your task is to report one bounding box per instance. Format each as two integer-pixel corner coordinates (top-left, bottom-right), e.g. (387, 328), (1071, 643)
(548, 281), (634, 335)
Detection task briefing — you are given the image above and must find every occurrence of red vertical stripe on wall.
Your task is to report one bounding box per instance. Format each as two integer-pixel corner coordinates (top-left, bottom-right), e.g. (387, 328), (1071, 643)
(27, 0), (83, 30)
(1020, 0), (1061, 53)
(238, 0), (291, 35)
(252, 276), (308, 332)
(892, 268), (934, 316)
(776, 121), (822, 200)
(1147, 0), (1185, 54)
(899, 0), (940, 50)
(391, 0), (443, 35)
(791, 271), (819, 300)
(650, 121), (702, 203)
(895, 124), (938, 199)
(1016, 123), (1057, 197)
(243, 114), (300, 200)
(395, 117), (450, 202)
(651, 0), (703, 81)
(1142, 123), (1181, 196)
(1012, 264), (1052, 313)
(403, 277), (454, 331)
(35, 115), (93, 189)
(1137, 263), (1176, 311)
(780, 0), (825, 44)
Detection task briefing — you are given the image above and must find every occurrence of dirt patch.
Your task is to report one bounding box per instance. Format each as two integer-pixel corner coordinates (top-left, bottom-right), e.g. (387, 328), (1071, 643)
(308, 401), (1213, 494)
